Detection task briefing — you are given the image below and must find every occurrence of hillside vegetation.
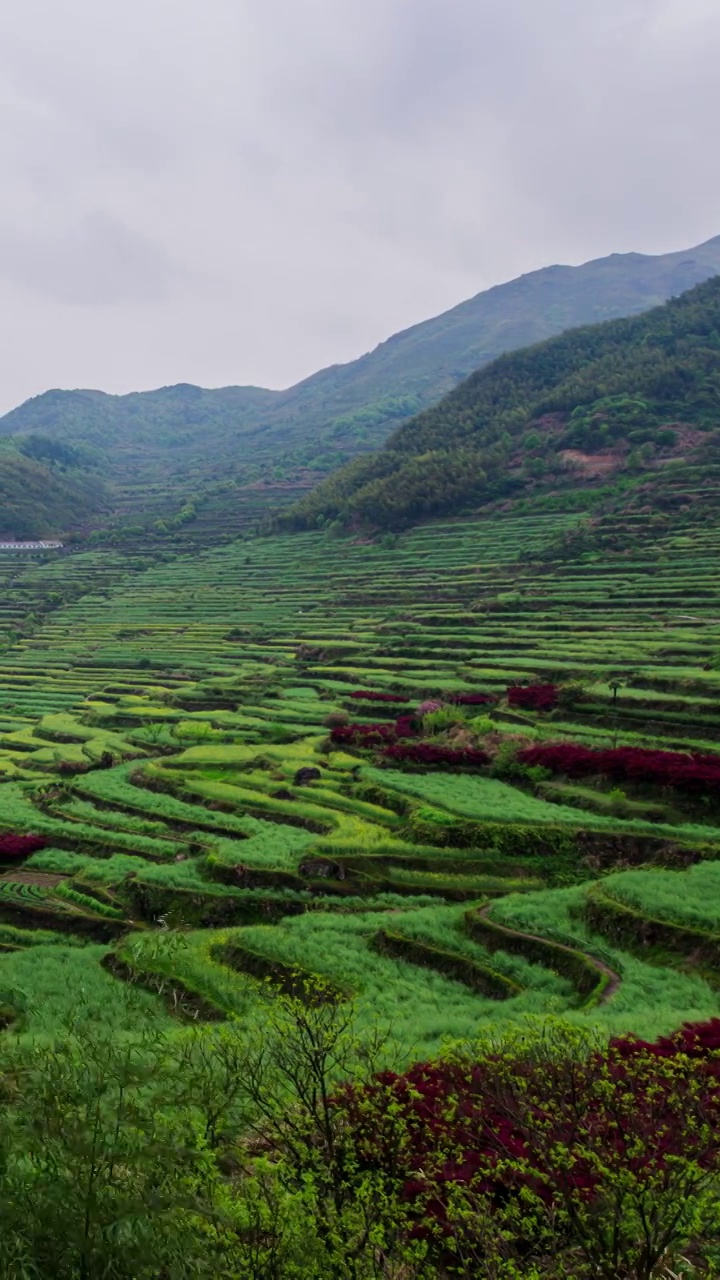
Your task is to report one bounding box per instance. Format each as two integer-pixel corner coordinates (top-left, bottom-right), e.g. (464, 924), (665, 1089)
(0, 236), (719, 546)
(285, 274), (720, 529)
(0, 437), (106, 539)
(1, 492), (720, 1271)
(0, 432), (720, 1271)
(3, 244), (720, 1275)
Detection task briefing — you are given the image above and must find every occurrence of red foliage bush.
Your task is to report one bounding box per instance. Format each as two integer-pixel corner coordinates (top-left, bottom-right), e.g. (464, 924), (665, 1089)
(383, 743), (490, 768)
(348, 690), (408, 703)
(330, 722), (398, 746)
(337, 1018), (720, 1257)
(332, 717), (489, 766)
(393, 715), (418, 739)
(449, 692), (497, 706)
(507, 684), (558, 711)
(0, 833), (48, 858)
(518, 741), (720, 794)
(330, 715), (419, 749)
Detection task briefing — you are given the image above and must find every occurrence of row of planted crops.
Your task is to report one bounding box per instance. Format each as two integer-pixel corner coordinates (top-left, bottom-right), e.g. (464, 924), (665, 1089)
(0, 499), (718, 1059)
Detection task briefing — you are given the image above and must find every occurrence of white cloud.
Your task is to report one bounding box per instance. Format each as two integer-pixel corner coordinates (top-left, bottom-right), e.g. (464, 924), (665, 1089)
(0, 0), (717, 410)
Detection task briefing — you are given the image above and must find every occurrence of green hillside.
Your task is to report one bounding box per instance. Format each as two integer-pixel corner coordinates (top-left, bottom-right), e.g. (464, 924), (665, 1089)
(0, 235), (719, 546)
(0, 436), (106, 539)
(286, 274), (720, 530)
(2, 367), (720, 1270)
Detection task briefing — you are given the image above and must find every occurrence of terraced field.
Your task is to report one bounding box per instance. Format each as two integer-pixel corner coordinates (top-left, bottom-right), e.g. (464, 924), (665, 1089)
(2, 502), (720, 1057)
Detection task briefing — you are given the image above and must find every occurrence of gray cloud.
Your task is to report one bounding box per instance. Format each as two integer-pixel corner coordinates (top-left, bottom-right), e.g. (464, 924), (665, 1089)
(0, 0), (718, 409)
(0, 212), (192, 304)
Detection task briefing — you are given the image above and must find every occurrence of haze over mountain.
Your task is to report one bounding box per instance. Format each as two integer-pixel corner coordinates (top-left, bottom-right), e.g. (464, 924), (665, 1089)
(0, 233), (719, 540)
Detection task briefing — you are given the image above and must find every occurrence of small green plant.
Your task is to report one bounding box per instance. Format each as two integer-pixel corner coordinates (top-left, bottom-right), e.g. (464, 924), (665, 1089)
(469, 713), (495, 735)
(422, 705), (464, 735)
(488, 739), (527, 781)
(526, 763), (553, 785)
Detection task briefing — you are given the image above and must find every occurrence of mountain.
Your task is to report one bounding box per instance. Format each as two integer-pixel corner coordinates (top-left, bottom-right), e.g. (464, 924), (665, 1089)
(292, 233), (720, 434)
(283, 275), (720, 530)
(0, 234), (719, 539)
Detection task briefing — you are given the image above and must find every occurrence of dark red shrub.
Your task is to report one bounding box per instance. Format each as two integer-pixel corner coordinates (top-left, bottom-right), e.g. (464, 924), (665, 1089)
(330, 716), (419, 749)
(507, 684), (558, 711)
(0, 833), (48, 858)
(393, 715), (419, 739)
(518, 741), (720, 795)
(336, 1018), (720, 1253)
(383, 743), (490, 768)
(330, 722), (398, 746)
(349, 690), (408, 704)
(449, 692), (498, 706)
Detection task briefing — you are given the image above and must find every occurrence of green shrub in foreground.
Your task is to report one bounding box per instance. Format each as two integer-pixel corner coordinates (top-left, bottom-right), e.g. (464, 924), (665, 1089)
(2, 1005), (720, 1277)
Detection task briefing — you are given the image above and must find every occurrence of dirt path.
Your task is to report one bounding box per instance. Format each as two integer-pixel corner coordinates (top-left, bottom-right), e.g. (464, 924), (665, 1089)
(476, 903), (621, 1003)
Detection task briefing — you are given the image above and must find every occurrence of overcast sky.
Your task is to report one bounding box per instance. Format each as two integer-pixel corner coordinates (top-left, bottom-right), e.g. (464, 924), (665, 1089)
(0, 0), (718, 413)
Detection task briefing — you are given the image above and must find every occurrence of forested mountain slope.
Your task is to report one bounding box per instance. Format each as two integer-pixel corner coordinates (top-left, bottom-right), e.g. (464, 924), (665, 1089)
(0, 436), (106, 539)
(284, 275), (720, 530)
(1, 235), (719, 508)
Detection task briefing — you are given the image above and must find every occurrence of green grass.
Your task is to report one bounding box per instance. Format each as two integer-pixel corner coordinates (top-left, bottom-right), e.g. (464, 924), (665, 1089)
(1, 500), (720, 1055)
(599, 863), (720, 932)
(0, 943), (173, 1039)
(370, 769), (602, 825)
(488, 886), (719, 1040)
(24, 848), (157, 883)
(193, 911), (572, 1060)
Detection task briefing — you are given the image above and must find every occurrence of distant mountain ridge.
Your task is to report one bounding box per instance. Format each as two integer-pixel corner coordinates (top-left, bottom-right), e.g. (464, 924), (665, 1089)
(0, 233), (719, 539)
(284, 274), (720, 530)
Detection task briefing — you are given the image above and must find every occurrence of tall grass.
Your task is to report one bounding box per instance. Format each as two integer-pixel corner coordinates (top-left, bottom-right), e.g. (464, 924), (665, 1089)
(0, 943), (173, 1039)
(236, 911), (568, 1060)
(601, 862), (720, 931)
(489, 887), (718, 1040)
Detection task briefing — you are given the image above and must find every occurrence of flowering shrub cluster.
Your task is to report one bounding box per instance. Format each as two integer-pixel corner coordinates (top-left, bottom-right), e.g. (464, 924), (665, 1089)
(0, 833), (47, 858)
(337, 1018), (720, 1271)
(417, 699), (444, 716)
(507, 684), (558, 710)
(518, 741), (720, 794)
(330, 714), (418, 748)
(348, 690), (407, 703)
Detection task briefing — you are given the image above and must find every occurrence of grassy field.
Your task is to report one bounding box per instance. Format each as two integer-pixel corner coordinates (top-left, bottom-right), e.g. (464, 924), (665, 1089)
(0, 500), (719, 1055)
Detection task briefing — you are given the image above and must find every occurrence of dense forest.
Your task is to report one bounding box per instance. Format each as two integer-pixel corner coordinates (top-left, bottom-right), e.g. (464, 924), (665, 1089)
(0, 437), (106, 539)
(283, 276), (720, 530)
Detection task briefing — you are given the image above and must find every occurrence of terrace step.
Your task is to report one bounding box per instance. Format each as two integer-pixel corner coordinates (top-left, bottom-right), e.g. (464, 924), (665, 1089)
(583, 888), (720, 974)
(465, 905), (619, 1007)
(370, 928), (522, 999)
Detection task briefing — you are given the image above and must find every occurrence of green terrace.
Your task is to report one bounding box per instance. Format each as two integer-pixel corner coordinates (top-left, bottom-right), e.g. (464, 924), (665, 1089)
(0, 507), (719, 1052)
